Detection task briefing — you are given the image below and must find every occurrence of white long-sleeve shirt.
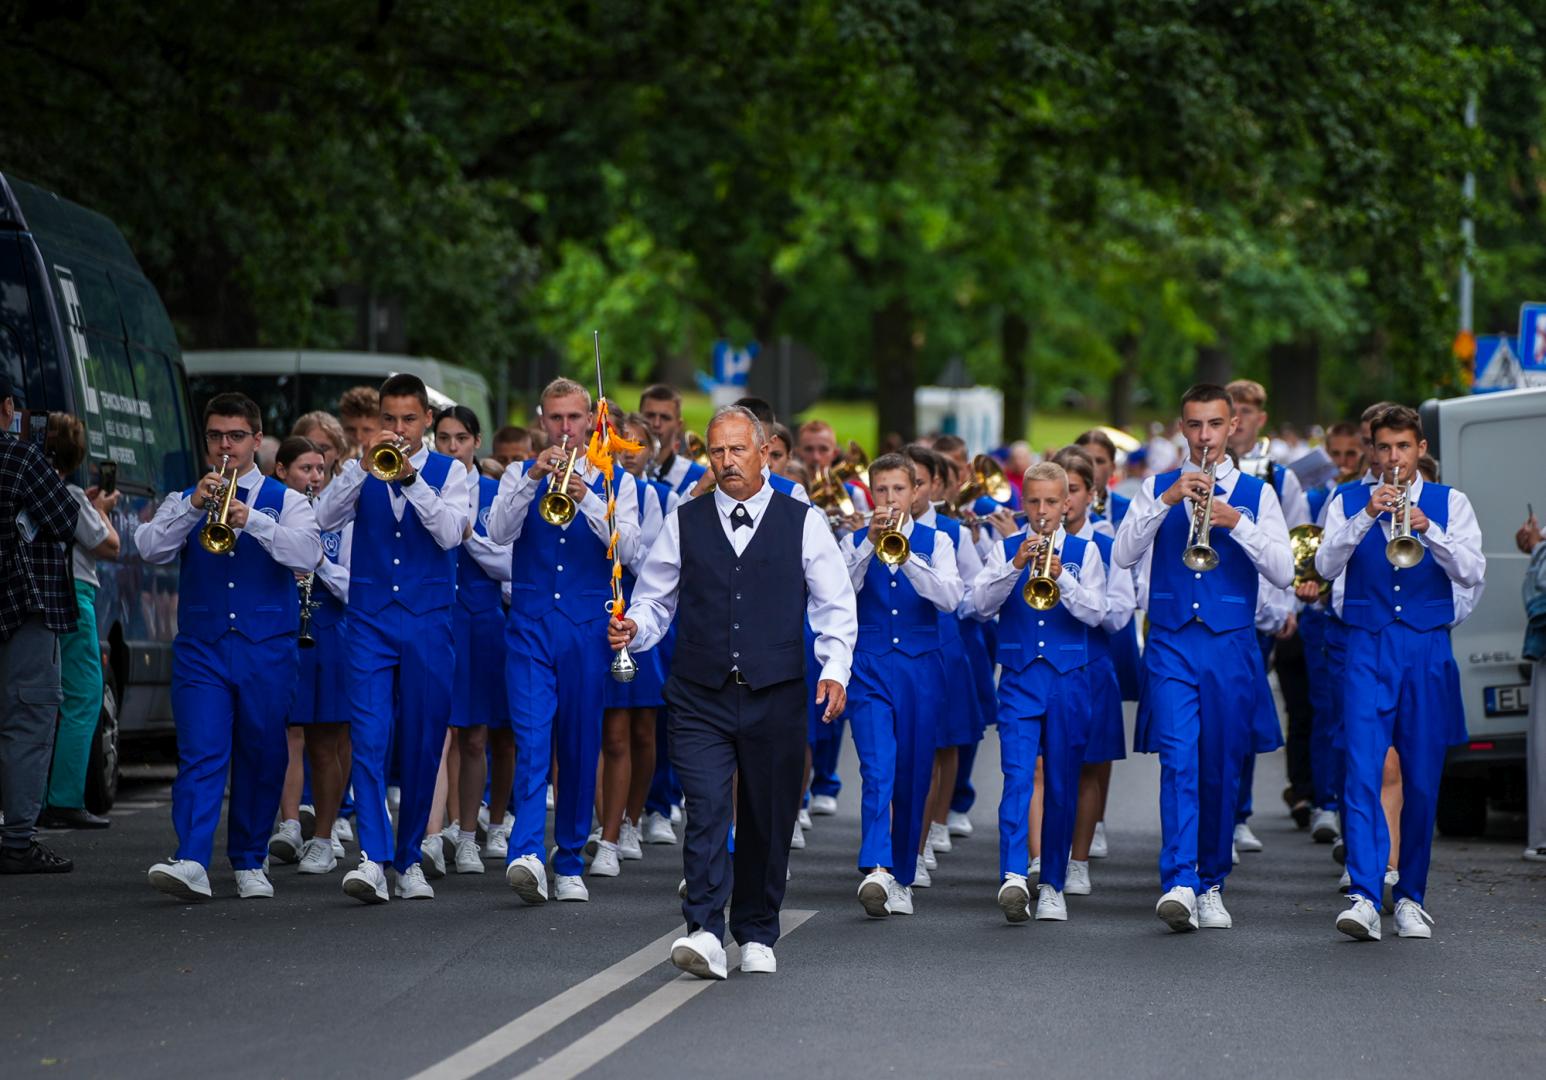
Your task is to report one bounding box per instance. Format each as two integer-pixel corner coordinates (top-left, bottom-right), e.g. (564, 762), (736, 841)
(973, 525), (1108, 628)
(1314, 475), (1486, 622)
(316, 521), (352, 604)
(842, 517), (964, 614)
(627, 481), (857, 685)
(313, 444), (468, 552)
(1072, 517), (1135, 634)
(459, 465), (512, 583)
(918, 506), (988, 621)
(1112, 452), (1294, 606)
(485, 457), (639, 569)
(1240, 450), (1312, 529)
(136, 464), (320, 574)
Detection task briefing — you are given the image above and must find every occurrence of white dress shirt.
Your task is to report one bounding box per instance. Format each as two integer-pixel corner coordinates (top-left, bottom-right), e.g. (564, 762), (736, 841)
(313, 443), (468, 551)
(316, 521), (352, 604)
(1112, 452), (1294, 607)
(630, 476), (669, 574)
(1313, 474), (1486, 624)
(918, 506), (988, 621)
(842, 516), (964, 613)
(1240, 451), (1312, 529)
(627, 479), (858, 685)
(136, 464), (321, 573)
(974, 525), (1108, 627)
(459, 463), (513, 583)
(1072, 517), (1136, 634)
(485, 456), (640, 569)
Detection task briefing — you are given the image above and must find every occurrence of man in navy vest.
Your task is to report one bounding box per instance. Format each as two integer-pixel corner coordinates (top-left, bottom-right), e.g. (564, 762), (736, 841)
(1113, 384), (1293, 933)
(490, 377), (640, 905)
(314, 374), (467, 904)
(1317, 405), (1485, 942)
(610, 405), (856, 979)
(139, 392), (321, 901)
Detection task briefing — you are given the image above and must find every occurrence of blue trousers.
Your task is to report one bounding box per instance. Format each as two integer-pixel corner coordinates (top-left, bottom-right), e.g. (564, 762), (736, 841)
(1302, 609), (1345, 811)
(810, 717), (845, 798)
(1341, 622), (1461, 908)
(170, 633), (297, 870)
(849, 650), (943, 886)
(346, 603), (453, 872)
(996, 659), (1090, 891)
(1148, 622), (1258, 892)
(507, 613), (606, 876)
(951, 739), (979, 814)
(1236, 631), (1286, 824)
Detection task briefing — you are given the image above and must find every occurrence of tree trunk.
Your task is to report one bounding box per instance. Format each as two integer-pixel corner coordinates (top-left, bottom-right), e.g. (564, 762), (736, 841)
(1195, 340), (1232, 386)
(1001, 312), (1029, 443)
(872, 293), (917, 443)
(1267, 339), (1320, 430)
(1108, 332), (1138, 429)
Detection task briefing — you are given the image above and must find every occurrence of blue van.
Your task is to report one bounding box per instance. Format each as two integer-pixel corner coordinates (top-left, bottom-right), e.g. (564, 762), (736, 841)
(0, 171), (198, 810)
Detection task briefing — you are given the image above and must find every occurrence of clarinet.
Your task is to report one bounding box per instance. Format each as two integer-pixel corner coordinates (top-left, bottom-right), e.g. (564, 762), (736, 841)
(297, 483), (319, 649)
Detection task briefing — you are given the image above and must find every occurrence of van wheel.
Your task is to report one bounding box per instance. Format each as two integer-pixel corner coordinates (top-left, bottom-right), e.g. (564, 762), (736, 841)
(1435, 775), (1487, 837)
(84, 683), (120, 815)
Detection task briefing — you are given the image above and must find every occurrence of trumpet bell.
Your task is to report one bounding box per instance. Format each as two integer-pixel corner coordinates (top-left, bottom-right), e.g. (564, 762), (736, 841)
(367, 443), (406, 482)
(876, 530), (910, 567)
(539, 490), (577, 527)
(1023, 576), (1060, 611)
(685, 431), (710, 468)
(1385, 534), (1424, 569)
(1182, 544), (1220, 572)
(1289, 524), (1329, 595)
(200, 521), (237, 555)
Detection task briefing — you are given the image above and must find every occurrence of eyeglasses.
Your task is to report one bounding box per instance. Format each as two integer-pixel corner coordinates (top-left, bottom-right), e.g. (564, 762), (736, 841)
(204, 430), (254, 444)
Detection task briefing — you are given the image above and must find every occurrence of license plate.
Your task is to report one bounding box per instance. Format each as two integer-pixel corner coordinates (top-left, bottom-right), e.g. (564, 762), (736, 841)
(1483, 683), (1530, 717)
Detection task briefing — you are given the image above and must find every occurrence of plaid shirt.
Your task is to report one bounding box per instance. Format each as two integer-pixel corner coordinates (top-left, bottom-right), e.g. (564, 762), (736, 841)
(0, 432), (79, 640)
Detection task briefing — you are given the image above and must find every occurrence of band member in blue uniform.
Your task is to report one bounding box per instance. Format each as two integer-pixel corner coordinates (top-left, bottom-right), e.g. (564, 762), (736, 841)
(315, 374), (468, 904)
(845, 454), (963, 918)
(140, 393), (321, 901)
(977, 462), (1108, 924)
(1317, 405), (1485, 941)
(1113, 384), (1292, 933)
(1076, 429), (1131, 530)
(490, 378), (640, 905)
(640, 384), (707, 496)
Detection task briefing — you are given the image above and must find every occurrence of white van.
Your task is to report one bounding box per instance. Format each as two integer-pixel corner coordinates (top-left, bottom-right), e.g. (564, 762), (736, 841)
(1421, 386), (1545, 834)
(183, 349), (495, 436)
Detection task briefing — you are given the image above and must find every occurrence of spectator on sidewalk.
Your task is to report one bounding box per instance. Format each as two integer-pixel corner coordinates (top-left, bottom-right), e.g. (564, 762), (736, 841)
(1519, 510), (1546, 863)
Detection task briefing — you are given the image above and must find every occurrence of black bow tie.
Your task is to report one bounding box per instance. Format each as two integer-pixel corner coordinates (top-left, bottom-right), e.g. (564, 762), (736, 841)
(731, 505), (752, 530)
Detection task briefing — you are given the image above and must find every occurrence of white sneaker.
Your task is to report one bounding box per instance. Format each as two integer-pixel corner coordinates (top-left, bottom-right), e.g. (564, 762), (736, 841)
(330, 835), (345, 859)
(555, 874), (589, 901)
(1089, 821), (1109, 859)
(670, 803), (683, 825)
(485, 822), (510, 861)
(677, 877), (688, 900)
(1338, 869), (1352, 892)
(298, 804), (316, 838)
(913, 855), (932, 888)
(477, 802), (491, 837)
(798, 808), (813, 831)
(1332, 836), (1347, 864)
(420, 834), (446, 879)
(923, 844), (938, 871)
(298, 837), (338, 875)
(809, 794), (838, 816)
(268, 819), (303, 864)
(1156, 886), (1199, 932)
(1522, 846), (1546, 863)
(234, 868), (273, 898)
(1029, 856), (1040, 880)
(1234, 822), (1263, 853)
(946, 810), (974, 838)
(670, 929), (727, 980)
(741, 942), (777, 973)
(1232, 843), (1240, 865)
(546, 784), (555, 811)
(441, 822), (462, 846)
(1382, 868), (1399, 914)
(790, 821), (806, 850)
(858, 870), (895, 918)
(148, 859), (212, 902)
(333, 817), (355, 844)
(1035, 884), (1067, 921)
(1393, 898), (1434, 939)
(998, 873), (1031, 924)
(619, 819), (644, 860)
(387, 785), (401, 812)
(505, 854), (548, 904)
(1197, 886), (1232, 929)
(590, 842), (621, 878)
(583, 829), (602, 858)
(1337, 895), (1382, 941)
(928, 822), (952, 854)
(1065, 859), (1091, 896)
(1310, 808), (1340, 844)
(642, 811), (677, 845)
(342, 858), (389, 905)
(886, 880), (915, 916)
(395, 863), (434, 899)
(455, 836), (484, 874)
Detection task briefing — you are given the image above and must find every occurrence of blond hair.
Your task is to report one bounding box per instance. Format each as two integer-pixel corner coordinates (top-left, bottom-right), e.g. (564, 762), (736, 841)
(1226, 379), (1267, 409)
(540, 377), (593, 412)
(1022, 460), (1068, 494)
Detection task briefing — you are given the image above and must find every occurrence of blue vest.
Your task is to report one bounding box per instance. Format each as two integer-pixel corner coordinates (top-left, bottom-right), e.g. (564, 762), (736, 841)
(852, 524), (941, 658)
(312, 527), (346, 629)
(673, 459), (708, 496)
(1093, 491), (1131, 529)
(995, 532), (1092, 673)
(931, 515), (965, 646)
(1307, 483), (1331, 526)
(672, 489), (808, 690)
(768, 472), (799, 498)
(508, 461), (616, 626)
(1338, 481), (1454, 633)
(456, 474), (503, 614)
(177, 476), (298, 644)
(1148, 469), (1265, 633)
(617, 473), (656, 600)
(348, 453), (457, 614)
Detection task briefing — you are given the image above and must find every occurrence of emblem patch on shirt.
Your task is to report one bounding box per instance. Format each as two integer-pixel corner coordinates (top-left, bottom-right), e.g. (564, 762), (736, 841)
(478, 506), (491, 532)
(1062, 560), (1081, 580)
(322, 531), (342, 560)
(1233, 506), (1257, 525)
(258, 506), (281, 522)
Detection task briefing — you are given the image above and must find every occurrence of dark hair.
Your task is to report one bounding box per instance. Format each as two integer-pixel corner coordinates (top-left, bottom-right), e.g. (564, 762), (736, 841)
(1074, 429), (1118, 460)
(769, 422), (794, 455)
(379, 373), (431, 411)
(640, 384), (682, 412)
(204, 391), (262, 431)
(903, 444), (944, 482)
(1051, 446), (1096, 494)
(932, 434), (967, 456)
(1369, 404), (1424, 442)
(338, 385), (380, 419)
(1418, 453), (1440, 482)
(1326, 420), (1360, 439)
(45, 411), (87, 473)
(733, 396), (777, 426)
(275, 436), (322, 471)
(1360, 400), (1400, 426)
(1180, 383), (1234, 414)
(434, 404), (482, 438)
(493, 424), (531, 446)
(867, 452), (916, 484)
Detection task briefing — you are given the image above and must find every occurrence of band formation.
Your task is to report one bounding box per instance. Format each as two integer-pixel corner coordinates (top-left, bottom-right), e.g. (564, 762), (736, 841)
(134, 367), (1484, 979)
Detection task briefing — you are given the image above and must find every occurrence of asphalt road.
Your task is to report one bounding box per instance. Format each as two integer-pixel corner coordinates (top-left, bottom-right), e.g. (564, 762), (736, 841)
(4, 721), (1544, 1080)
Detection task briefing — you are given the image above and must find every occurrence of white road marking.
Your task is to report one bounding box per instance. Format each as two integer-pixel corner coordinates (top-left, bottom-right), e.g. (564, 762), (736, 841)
(512, 910), (816, 1080)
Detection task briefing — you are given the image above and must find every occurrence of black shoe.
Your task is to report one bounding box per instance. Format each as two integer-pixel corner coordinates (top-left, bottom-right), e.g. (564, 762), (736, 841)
(1289, 799), (1313, 829)
(0, 840), (74, 874)
(39, 806), (111, 830)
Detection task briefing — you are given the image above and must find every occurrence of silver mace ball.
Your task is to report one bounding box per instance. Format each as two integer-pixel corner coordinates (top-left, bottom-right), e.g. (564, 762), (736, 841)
(610, 647), (639, 683)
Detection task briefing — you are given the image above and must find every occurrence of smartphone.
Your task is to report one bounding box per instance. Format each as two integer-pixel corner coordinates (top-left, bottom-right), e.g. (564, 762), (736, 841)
(99, 461), (118, 496)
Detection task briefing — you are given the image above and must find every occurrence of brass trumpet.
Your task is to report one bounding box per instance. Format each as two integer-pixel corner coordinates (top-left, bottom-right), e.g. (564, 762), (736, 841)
(199, 455), (239, 555)
(952, 454), (1013, 513)
(684, 431), (710, 468)
(538, 436), (582, 527)
(810, 466), (856, 518)
(1182, 448), (1220, 572)
(1384, 465), (1423, 568)
(1289, 523), (1329, 599)
(365, 436), (408, 482)
(873, 506), (910, 566)
(1023, 514), (1061, 610)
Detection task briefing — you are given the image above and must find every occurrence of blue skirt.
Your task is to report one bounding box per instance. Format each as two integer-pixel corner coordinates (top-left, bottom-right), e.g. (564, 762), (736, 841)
(1248, 635), (1286, 753)
(960, 619), (996, 738)
(1083, 655), (1127, 763)
(1109, 620), (1142, 701)
(452, 602), (511, 729)
(288, 613), (347, 726)
(935, 631), (983, 748)
(604, 642), (666, 709)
